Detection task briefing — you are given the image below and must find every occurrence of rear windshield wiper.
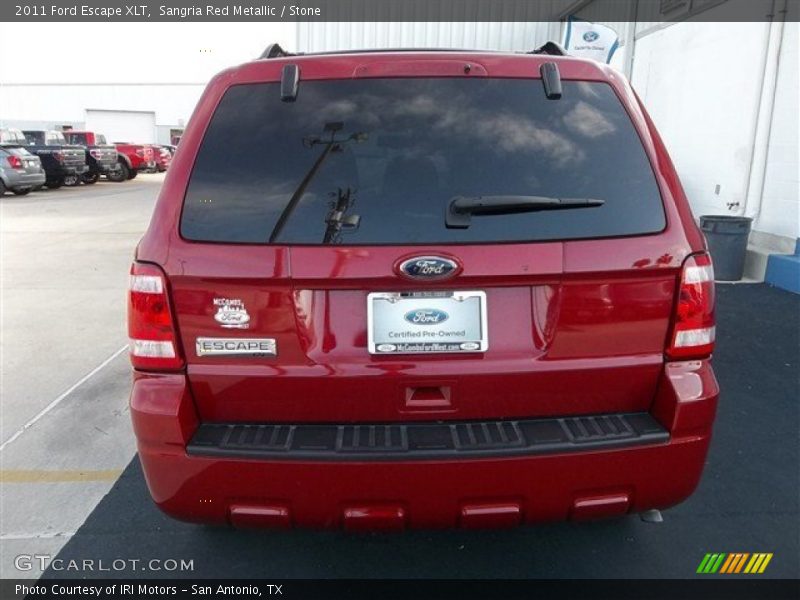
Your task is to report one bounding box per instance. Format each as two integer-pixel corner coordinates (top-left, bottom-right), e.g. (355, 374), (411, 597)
(446, 195), (605, 228)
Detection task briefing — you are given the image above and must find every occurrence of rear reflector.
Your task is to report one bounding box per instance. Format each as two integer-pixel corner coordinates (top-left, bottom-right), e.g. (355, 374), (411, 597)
(667, 252), (716, 360)
(130, 274), (163, 293)
(129, 339), (176, 358)
(128, 262), (184, 371)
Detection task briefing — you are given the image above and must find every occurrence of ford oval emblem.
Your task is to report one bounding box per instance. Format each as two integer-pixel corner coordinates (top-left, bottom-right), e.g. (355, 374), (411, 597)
(398, 256), (459, 280)
(404, 308), (449, 325)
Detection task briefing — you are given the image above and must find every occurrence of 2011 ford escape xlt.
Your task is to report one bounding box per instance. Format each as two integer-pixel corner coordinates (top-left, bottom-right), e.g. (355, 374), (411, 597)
(129, 45), (718, 530)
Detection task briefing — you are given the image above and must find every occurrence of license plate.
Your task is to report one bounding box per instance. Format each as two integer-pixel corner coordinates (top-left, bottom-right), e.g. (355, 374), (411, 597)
(367, 290), (487, 355)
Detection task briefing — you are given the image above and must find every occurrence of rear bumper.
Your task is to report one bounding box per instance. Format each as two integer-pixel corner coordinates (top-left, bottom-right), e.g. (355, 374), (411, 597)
(3, 171), (45, 189)
(130, 360), (718, 529)
(91, 158), (120, 174)
(54, 164), (89, 177)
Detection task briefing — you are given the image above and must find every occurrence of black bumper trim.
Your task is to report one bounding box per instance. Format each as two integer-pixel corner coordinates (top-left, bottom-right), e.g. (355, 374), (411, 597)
(187, 413), (669, 461)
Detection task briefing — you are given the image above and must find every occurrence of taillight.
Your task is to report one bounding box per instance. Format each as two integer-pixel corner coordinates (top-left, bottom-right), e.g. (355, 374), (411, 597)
(128, 262), (184, 371)
(667, 252), (716, 360)
(6, 155), (23, 169)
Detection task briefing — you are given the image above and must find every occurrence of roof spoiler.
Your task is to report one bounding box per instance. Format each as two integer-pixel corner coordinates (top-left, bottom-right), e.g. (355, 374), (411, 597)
(259, 43), (569, 60)
(529, 41), (568, 56)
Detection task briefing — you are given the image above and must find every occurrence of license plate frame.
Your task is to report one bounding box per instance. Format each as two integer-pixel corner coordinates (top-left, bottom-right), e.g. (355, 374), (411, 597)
(367, 290), (488, 355)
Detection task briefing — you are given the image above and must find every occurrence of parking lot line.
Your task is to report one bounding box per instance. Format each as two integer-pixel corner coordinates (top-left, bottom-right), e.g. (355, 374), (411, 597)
(0, 532), (75, 541)
(0, 469), (122, 483)
(0, 344), (127, 452)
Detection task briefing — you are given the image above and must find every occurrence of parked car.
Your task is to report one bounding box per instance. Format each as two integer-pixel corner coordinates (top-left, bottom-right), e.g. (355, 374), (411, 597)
(150, 144), (172, 172)
(0, 145), (46, 195)
(129, 46), (718, 530)
(62, 131), (121, 184)
(21, 130), (87, 189)
(113, 142), (155, 180)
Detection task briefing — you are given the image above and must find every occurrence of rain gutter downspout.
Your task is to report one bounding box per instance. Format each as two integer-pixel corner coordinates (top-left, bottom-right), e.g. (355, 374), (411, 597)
(741, 0), (787, 224)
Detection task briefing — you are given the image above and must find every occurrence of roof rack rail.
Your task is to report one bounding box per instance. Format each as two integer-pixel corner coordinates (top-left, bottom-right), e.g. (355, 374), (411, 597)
(257, 44), (570, 61)
(529, 41), (568, 57)
(260, 43), (296, 59)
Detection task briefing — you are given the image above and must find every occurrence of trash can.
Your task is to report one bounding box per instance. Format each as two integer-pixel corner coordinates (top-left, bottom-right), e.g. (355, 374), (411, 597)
(699, 215), (752, 281)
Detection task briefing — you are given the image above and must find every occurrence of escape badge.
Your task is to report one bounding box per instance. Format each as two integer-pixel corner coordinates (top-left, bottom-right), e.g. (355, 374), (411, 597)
(213, 298), (250, 329)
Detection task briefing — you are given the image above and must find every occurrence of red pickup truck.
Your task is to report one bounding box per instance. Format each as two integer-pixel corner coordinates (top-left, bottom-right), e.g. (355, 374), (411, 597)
(114, 141), (155, 180)
(63, 131), (154, 181)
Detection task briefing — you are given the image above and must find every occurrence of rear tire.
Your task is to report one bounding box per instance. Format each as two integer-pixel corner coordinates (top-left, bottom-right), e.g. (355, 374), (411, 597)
(82, 171), (99, 184)
(12, 188), (31, 196)
(108, 161), (129, 182)
(0, 180), (6, 196)
(63, 174), (80, 186)
(127, 169), (138, 180)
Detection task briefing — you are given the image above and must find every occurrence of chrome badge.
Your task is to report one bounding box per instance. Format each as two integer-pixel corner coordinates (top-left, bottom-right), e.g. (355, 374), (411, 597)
(213, 297), (250, 329)
(398, 256), (459, 280)
(196, 338), (276, 357)
(404, 308), (449, 325)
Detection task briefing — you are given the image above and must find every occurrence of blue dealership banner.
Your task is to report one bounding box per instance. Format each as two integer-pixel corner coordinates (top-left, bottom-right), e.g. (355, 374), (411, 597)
(563, 16), (620, 64)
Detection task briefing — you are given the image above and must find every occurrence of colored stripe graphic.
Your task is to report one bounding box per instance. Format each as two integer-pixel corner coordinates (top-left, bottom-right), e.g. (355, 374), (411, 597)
(744, 553), (774, 574)
(698, 553), (727, 573)
(694, 552), (777, 574)
(758, 554), (773, 573)
(734, 553), (750, 573)
(701, 552), (774, 575)
(697, 554), (713, 573)
(722, 553), (741, 574)
(719, 554), (736, 574)
(709, 554), (726, 573)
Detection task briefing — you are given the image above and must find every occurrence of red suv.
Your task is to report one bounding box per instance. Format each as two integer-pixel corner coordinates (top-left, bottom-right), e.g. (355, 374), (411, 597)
(129, 46), (718, 530)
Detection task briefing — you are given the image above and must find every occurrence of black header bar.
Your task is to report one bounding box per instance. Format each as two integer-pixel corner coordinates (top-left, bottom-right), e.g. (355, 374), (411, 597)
(2, 0), (796, 23)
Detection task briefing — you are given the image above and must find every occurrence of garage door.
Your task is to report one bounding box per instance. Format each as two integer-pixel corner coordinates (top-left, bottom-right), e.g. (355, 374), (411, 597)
(85, 109), (156, 144)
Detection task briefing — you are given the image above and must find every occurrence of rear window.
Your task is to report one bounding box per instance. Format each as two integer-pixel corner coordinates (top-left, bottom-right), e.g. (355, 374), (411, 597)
(3, 146), (33, 157)
(47, 131), (66, 145)
(181, 77), (665, 245)
(65, 132), (88, 145)
(23, 131), (46, 145)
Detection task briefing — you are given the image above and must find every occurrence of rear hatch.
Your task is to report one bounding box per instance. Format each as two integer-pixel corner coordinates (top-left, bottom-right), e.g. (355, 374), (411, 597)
(169, 72), (681, 423)
(61, 145), (87, 170)
(89, 145), (118, 168)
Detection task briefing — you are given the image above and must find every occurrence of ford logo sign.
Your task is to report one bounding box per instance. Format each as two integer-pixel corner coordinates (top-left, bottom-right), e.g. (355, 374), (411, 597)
(583, 31), (599, 42)
(398, 256), (459, 280)
(404, 308), (449, 325)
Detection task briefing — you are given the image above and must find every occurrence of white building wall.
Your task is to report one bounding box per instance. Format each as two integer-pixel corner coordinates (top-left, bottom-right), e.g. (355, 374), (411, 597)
(0, 84), (203, 136)
(0, 22), (296, 142)
(297, 21), (561, 53)
(630, 16), (798, 241)
(757, 19), (799, 241)
(630, 21), (771, 219)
